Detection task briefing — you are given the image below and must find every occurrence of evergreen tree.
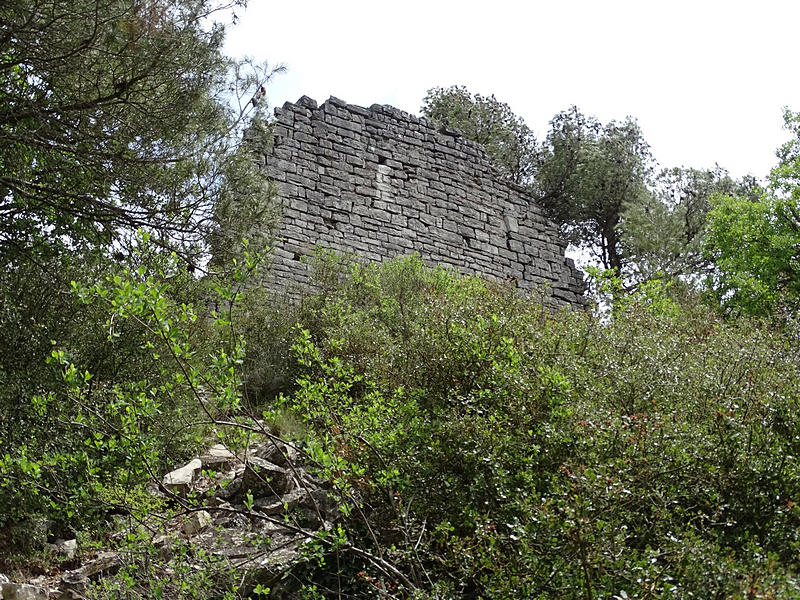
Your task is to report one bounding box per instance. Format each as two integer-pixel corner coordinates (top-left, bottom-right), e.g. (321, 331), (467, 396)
(0, 0), (276, 266)
(623, 166), (759, 285)
(421, 85), (537, 184)
(537, 107), (653, 274)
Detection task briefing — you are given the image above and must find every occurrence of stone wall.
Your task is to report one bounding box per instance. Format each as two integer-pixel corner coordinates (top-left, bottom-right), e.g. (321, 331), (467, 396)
(256, 95), (585, 307)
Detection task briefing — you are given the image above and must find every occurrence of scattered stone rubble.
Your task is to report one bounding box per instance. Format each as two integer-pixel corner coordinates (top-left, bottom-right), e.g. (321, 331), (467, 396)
(1, 437), (337, 599)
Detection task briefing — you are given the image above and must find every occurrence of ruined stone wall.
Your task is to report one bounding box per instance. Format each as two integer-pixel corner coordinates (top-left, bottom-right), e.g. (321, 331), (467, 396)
(256, 95), (585, 307)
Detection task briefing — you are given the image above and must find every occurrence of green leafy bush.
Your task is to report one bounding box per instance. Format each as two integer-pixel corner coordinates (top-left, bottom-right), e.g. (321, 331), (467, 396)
(0, 240), (242, 532)
(5, 248), (800, 599)
(260, 254), (800, 598)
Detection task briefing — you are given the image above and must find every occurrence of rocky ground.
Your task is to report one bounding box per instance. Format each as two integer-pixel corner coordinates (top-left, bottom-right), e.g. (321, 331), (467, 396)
(0, 434), (338, 599)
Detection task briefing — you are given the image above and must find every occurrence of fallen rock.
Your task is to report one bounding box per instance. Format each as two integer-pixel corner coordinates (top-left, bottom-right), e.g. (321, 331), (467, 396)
(162, 458), (202, 495)
(215, 476), (243, 501)
(43, 539), (77, 560)
(57, 572), (88, 600)
(213, 507), (250, 530)
(254, 488), (308, 515)
(241, 458), (292, 498)
(1, 583), (49, 600)
(255, 441), (298, 468)
(211, 545), (262, 560)
(203, 494), (230, 507)
(235, 535), (310, 595)
(80, 551), (122, 580)
(152, 533), (172, 547)
(1, 435), (344, 600)
(200, 444), (237, 471)
(183, 511), (212, 535)
(150, 534), (175, 562)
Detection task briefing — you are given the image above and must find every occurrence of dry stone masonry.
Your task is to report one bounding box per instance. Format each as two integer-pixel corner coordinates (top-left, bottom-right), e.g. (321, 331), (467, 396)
(258, 95), (585, 307)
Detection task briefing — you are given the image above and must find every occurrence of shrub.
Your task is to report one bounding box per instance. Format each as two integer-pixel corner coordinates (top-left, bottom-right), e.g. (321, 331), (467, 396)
(6, 249), (800, 599)
(0, 241), (238, 531)
(258, 254), (800, 598)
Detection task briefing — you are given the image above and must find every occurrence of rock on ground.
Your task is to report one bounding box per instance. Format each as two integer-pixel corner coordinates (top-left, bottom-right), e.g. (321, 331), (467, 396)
(162, 458), (203, 495)
(1, 582), (49, 600)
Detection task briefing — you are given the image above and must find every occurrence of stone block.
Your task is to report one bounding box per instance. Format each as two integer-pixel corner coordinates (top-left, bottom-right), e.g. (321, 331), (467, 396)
(184, 511), (212, 535)
(163, 458), (202, 495)
(200, 444), (237, 471)
(1, 583), (48, 600)
(242, 457), (292, 497)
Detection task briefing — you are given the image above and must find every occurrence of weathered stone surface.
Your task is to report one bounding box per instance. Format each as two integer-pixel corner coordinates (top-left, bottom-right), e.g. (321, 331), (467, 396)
(1, 583), (49, 600)
(162, 458), (202, 494)
(183, 511), (212, 535)
(43, 538), (77, 560)
(254, 440), (297, 468)
(215, 475), (243, 501)
(241, 457), (292, 498)
(57, 572), (88, 600)
(253, 487), (309, 515)
(200, 444), (236, 471)
(79, 551), (122, 580)
(207, 443), (236, 458)
(261, 96), (586, 308)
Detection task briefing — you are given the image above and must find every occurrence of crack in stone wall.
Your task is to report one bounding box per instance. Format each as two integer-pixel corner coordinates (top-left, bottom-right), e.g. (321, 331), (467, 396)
(256, 95), (586, 307)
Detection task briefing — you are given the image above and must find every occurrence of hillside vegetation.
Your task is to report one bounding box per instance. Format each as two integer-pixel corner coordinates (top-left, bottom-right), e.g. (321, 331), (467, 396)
(3, 1), (800, 598)
(4, 252), (800, 599)
(237, 254), (800, 599)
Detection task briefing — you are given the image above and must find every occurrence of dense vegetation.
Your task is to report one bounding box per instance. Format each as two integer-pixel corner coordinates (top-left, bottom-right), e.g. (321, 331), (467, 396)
(2, 2), (800, 599)
(249, 256), (800, 598)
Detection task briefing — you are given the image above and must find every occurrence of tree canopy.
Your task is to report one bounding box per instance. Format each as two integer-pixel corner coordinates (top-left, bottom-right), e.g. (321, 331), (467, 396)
(0, 0), (275, 267)
(420, 85), (765, 293)
(705, 109), (800, 316)
(623, 166), (759, 284)
(536, 107), (653, 274)
(421, 85), (537, 184)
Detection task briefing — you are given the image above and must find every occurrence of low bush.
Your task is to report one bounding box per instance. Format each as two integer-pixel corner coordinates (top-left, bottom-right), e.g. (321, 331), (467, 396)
(0, 242), (235, 532)
(260, 254), (800, 598)
(5, 249), (800, 599)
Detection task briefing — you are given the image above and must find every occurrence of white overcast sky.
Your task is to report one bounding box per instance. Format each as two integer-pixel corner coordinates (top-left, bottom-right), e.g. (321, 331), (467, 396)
(223, 0), (800, 181)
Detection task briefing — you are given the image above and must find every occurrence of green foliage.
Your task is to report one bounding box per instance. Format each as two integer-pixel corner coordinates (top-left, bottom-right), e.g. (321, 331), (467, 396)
(0, 0), (278, 542)
(0, 0), (277, 265)
(1, 23), (799, 595)
(537, 107), (653, 274)
(705, 109), (800, 317)
(419, 86), (766, 293)
(772, 108), (800, 201)
(421, 85), (537, 184)
(88, 530), (246, 600)
(705, 193), (799, 316)
(252, 254), (800, 598)
(4, 236), (800, 598)
(0, 237), (247, 529)
(624, 167), (759, 285)
(235, 284), (306, 405)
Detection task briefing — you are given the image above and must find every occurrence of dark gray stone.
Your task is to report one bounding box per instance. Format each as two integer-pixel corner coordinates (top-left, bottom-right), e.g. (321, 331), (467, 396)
(242, 458), (292, 498)
(260, 96), (586, 307)
(1, 583), (48, 600)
